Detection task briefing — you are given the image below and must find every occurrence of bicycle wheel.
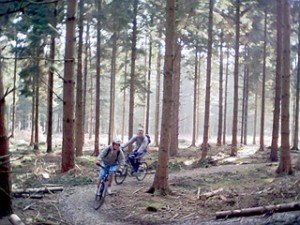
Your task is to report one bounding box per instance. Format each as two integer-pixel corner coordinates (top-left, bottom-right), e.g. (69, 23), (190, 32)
(135, 162), (148, 181)
(93, 181), (107, 210)
(115, 166), (128, 185)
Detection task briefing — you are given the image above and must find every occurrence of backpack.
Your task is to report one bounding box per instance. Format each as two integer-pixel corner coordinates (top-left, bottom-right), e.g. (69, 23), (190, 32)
(145, 134), (151, 144)
(104, 148), (120, 162)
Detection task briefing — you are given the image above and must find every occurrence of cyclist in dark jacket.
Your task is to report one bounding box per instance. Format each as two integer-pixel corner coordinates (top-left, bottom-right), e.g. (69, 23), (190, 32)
(122, 129), (149, 173)
(96, 137), (125, 194)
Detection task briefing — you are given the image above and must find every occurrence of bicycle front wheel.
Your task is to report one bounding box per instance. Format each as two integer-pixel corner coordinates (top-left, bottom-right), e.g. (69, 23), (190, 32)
(135, 162), (148, 181)
(115, 166), (128, 185)
(94, 181), (107, 210)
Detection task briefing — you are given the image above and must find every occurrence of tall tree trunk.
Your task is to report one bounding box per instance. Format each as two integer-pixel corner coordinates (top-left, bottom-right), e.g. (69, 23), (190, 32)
(128, 0), (138, 142)
(292, 4), (300, 150)
(62, 0), (77, 172)
(88, 33), (93, 140)
(121, 48), (128, 142)
(191, 46), (198, 147)
(30, 76), (35, 146)
(196, 56), (201, 143)
(154, 22), (162, 147)
(259, 6), (268, 151)
(148, 0), (175, 195)
(93, 0), (102, 156)
(0, 50), (12, 217)
(271, 0), (282, 161)
(145, 16), (153, 135)
(243, 60), (249, 145)
(47, 3), (57, 153)
(12, 34), (18, 138)
(223, 49), (229, 145)
(201, 0), (214, 159)
(108, 32), (117, 144)
(83, 22), (89, 134)
(34, 56), (40, 150)
(170, 41), (181, 156)
(276, 0), (293, 175)
(75, 0), (84, 157)
(231, 0), (240, 156)
(240, 65), (246, 144)
(217, 30), (224, 146)
(253, 90), (258, 145)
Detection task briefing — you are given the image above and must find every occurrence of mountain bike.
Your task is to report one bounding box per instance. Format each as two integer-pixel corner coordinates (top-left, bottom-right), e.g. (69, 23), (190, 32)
(115, 157), (148, 185)
(94, 165), (110, 210)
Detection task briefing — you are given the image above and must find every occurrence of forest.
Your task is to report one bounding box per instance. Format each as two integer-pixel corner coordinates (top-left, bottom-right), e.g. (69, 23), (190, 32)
(1, 0), (300, 224)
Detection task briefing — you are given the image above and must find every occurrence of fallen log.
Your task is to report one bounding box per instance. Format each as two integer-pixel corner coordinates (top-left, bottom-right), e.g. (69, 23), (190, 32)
(9, 214), (25, 225)
(13, 186), (63, 197)
(216, 201), (300, 219)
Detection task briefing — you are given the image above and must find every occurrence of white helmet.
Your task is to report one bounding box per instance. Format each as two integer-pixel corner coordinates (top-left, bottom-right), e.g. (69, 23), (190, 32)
(112, 137), (122, 145)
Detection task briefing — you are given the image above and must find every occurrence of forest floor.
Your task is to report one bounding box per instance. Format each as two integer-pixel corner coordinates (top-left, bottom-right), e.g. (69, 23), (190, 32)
(3, 139), (300, 224)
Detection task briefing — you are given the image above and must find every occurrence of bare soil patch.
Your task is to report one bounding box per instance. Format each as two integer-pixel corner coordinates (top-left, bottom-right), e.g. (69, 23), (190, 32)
(3, 144), (300, 224)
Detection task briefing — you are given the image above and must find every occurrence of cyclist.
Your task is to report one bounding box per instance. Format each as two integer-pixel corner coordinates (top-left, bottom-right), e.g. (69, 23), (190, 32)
(122, 128), (149, 174)
(96, 137), (125, 194)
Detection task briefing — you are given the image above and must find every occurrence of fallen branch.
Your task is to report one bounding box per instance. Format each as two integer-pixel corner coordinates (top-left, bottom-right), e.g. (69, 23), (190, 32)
(9, 214), (25, 225)
(13, 186), (63, 197)
(132, 186), (144, 194)
(200, 188), (223, 200)
(216, 201), (300, 219)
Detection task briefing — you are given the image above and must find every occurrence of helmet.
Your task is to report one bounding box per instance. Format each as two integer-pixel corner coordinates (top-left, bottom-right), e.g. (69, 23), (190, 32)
(112, 137), (122, 145)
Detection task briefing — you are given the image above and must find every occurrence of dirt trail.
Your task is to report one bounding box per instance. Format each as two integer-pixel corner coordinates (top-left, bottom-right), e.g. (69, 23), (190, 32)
(58, 162), (271, 225)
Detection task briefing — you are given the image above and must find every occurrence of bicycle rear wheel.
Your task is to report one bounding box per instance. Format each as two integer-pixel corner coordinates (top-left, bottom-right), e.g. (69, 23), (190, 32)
(115, 166), (128, 185)
(94, 181), (107, 210)
(135, 162), (148, 181)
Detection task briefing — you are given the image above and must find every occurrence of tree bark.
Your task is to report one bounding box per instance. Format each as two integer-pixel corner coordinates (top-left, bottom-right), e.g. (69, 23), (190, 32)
(191, 46), (198, 147)
(217, 30), (224, 146)
(243, 60), (249, 145)
(30, 76), (35, 146)
(47, 3), (57, 153)
(259, 6), (267, 152)
(223, 49), (229, 145)
(34, 47), (40, 151)
(292, 3), (300, 151)
(75, 0), (84, 157)
(145, 16), (153, 135)
(253, 90), (258, 145)
(147, 0), (175, 195)
(108, 32), (117, 144)
(231, 0), (240, 156)
(0, 50), (13, 218)
(201, 0), (214, 159)
(83, 22), (89, 134)
(62, 0), (77, 172)
(12, 33), (18, 138)
(93, 0), (102, 156)
(121, 48), (128, 142)
(154, 21), (162, 147)
(240, 65), (246, 144)
(128, 0), (138, 142)
(276, 0), (293, 175)
(170, 41), (181, 157)
(270, 0), (282, 162)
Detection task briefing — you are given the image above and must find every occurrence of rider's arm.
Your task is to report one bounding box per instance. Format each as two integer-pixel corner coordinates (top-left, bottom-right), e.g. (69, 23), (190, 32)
(121, 136), (137, 149)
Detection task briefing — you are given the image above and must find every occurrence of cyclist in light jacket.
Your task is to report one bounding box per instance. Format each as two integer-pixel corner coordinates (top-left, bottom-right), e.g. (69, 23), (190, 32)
(96, 137), (125, 194)
(122, 129), (149, 173)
